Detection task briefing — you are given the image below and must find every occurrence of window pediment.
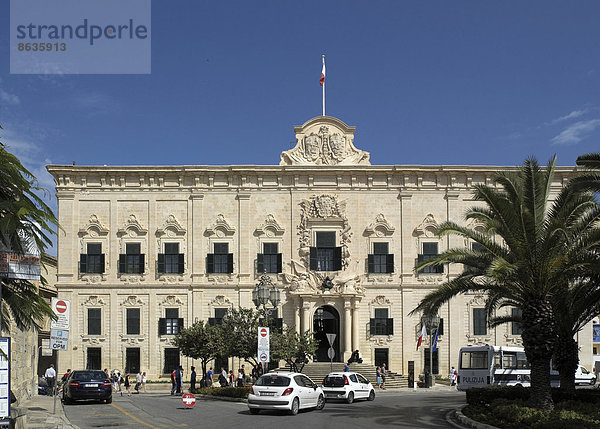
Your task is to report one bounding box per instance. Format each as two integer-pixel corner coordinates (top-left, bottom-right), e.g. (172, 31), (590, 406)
(364, 214), (395, 237)
(254, 214), (284, 237)
(414, 214), (438, 237)
(205, 214), (235, 237)
(78, 215), (109, 237)
(156, 214), (186, 237)
(117, 214), (147, 237)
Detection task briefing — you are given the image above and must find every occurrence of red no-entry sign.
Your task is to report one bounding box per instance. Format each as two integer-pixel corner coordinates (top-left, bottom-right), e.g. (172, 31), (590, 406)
(55, 300), (67, 313)
(182, 393), (196, 408)
(260, 328), (268, 337)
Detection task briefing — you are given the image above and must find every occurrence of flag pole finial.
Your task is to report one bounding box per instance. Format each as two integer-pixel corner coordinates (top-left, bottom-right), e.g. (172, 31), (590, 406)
(321, 55), (326, 116)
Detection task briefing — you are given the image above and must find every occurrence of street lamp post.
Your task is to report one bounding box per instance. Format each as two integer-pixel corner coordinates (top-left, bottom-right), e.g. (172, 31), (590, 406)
(252, 274), (281, 374)
(421, 314), (440, 388)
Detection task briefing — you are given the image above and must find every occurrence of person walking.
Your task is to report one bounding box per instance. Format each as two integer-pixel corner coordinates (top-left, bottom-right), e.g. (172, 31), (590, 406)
(206, 367), (213, 387)
(228, 370), (235, 387)
(344, 362), (350, 372)
(220, 367), (227, 387)
(240, 364), (246, 386)
(124, 374), (132, 396)
(45, 364), (56, 396)
(190, 366), (197, 391)
(177, 366), (184, 394)
(135, 371), (142, 393)
(117, 372), (123, 396)
(142, 372), (147, 393)
(381, 363), (387, 390)
(450, 367), (458, 389)
(376, 367), (382, 389)
(170, 369), (177, 395)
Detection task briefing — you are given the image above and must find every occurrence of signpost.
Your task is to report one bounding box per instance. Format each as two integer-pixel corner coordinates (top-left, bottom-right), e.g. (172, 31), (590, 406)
(258, 327), (270, 374)
(50, 297), (70, 414)
(326, 333), (336, 373)
(0, 338), (10, 423)
(50, 329), (69, 351)
(182, 393), (196, 408)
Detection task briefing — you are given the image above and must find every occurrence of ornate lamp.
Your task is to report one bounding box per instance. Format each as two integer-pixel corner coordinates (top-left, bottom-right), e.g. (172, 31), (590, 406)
(252, 274), (280, 316)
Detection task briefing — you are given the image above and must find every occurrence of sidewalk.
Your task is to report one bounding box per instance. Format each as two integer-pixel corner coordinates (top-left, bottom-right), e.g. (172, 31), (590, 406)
(14, 394), (79, 429)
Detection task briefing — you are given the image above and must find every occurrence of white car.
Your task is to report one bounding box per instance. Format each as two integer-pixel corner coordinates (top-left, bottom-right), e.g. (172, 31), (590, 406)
(248, 372), (325, 415)
(321, 372), (375, 403)
(575, 365), (596, 385)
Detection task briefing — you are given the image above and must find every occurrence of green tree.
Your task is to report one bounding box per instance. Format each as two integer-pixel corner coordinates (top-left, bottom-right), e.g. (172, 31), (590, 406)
(411, 156), (599, 411)
(221, 307), (265, 371)
(0, 129), (59, 330)
(271, 327), (318, 373)
(173, 320), (225, 382)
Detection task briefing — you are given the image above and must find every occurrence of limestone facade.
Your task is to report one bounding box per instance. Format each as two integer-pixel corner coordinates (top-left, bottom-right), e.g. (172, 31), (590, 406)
(46, 116), (592, 380)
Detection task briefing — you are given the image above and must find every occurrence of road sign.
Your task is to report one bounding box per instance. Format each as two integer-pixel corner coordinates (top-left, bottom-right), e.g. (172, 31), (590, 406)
(50, 298), (70, 330)
(327, 347), (335, 360)
(326, 333), (336, 346)
(258, 326), (270, 363)
(50, 329), (69, 350)
(182, 393), (196, 408)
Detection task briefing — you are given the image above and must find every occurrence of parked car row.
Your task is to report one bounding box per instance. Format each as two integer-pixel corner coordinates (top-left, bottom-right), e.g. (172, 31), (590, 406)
(247, 371), (375, 415)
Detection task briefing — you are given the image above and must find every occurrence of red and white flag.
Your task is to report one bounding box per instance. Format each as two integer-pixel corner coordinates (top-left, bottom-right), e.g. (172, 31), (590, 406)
(416, 324), (427, 350)
(320, 57), (326, 86)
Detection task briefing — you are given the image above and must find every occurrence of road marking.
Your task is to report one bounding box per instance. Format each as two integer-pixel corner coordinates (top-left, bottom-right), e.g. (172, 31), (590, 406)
(109, 403), (160, 428)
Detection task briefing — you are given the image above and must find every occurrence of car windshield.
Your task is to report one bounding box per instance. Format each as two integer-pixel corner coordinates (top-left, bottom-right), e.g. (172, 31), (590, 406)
(323, 375), (345, 387)
(255, 375), (291, 387)
(71, 371), (106, 381)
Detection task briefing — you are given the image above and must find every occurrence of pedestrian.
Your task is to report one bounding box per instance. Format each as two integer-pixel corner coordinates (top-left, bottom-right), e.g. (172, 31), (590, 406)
(219, 367), (227, 387)
(124, 374), (132, 396)
(104, 368), (109, 380)
(117, 372), (123, 396)
(177, 366), (184, 394)
(171, 369), (177, 395)
(45, 364), (56, 396)
(135, 371), (142, 393)
(206, 367), (213, 387)
(251, 366), (258, 383)
(228, 370), (235, 386)
(450, 367), (458, 388)
(190, 366), (197, 391)
(381, 363), (387, 390)
(240, 364), (246, 386)
(344, 362), (350, 372)
(142, 372), (147, 393)
(60, 368), (71, 393)
(376, 367), (382, 389)
(237, 368), (244, 387)
(111, 371), (118, 392)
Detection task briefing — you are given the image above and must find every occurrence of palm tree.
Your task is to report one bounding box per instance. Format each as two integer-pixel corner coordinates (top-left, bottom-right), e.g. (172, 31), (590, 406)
(411, 156), (599, 411)
(0, 127), (59, 331)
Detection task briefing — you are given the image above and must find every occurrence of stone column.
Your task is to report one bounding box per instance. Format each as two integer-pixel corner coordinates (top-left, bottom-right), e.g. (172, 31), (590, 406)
(190, 194), (204, 283)
(294, 299), (301, 334)
(352, 300), (360, 353)
(344, 301), (352, 361)
(301, 300), (311, 334)
(237, 194), (251, 280)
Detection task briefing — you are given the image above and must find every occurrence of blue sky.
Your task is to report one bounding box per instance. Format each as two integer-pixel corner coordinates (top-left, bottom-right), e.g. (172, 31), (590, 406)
(1, 1), (599, 251)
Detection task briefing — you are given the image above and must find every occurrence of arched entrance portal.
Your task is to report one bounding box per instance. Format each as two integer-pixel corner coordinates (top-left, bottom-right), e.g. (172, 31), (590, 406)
(313, 305), (341, 362)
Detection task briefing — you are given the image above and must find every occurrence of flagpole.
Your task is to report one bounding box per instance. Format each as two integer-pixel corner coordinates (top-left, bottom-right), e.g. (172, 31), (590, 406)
(322, 55), (325, 116)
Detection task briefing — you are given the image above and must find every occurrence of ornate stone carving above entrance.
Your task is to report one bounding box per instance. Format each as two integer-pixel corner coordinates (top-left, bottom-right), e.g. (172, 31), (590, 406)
(280, 116), (370, 166)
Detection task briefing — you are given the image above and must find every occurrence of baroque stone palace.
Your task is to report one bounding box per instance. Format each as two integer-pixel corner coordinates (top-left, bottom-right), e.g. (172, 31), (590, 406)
(47, 116), (593, 379)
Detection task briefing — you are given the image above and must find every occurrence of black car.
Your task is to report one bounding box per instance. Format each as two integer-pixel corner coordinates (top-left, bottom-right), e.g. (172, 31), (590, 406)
(62, 370), (112, 404)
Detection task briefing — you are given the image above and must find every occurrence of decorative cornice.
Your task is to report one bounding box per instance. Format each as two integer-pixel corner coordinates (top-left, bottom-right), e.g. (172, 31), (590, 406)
(414, 213), (438, 237)
(81, 295), (106, 306)
(117, 214), (148, 237)
(205, 214), (236, 237)
(364, 214), (395, 237)
(156, 214), (186, 237)
(78, 214), (109, 237)
(254, 214), (285, 237)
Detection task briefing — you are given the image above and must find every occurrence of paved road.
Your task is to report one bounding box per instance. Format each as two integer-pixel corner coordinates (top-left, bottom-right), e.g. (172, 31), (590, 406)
(63, 390), (466, 429)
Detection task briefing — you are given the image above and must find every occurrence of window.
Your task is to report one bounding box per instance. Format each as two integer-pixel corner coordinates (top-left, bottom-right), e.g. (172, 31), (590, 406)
(80, 243), (105, 274)
(349, 374), (359, 383)
(207, 243), (233, 274)
(86, 348), (101, 370)
(119, 243), (145, 274)
(125, 348), (140, 374)
(370, 308), (394, 335)
(257, 242), (282, 274)
(310, 231), (342, 271)
(159, 308), (183, 335)
(473, 308), (487, 336)
(88, 308), (101, 335)
(209, 308), (228, 326)
(511, 308), (523, 335)
(126, 308), (140, 335)
(502, 352), (530, 369)
(158, 243), (184, 274)
(460, 351), (488, 370)
(163, 348), (180, 374)
(368, 242), (394, 273)
(417, 242), (443, 274)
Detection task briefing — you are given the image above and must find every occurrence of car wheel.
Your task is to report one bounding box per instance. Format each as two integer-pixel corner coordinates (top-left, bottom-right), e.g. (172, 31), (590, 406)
(316, 394), (325, 410)
(249, 408), (260, 415)
(368, 390), (375, 401)
(591, 378), (596, 386)
(106, 396), (112, 404)
(289, 397), (299, 415)
(346, 392), (354, 404)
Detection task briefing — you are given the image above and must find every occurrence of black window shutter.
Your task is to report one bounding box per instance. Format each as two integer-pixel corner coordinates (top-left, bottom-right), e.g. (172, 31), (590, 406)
(139, 254), (145, 274)
(333, 247), (342, 271)
(100, 254), (105, 273)
(80, 254), (87, 274)
(227, 253), (234, 274)
(309, 247), (317, 270)
(369, 318), (376, 335)
(206, 254), (214, 273)
(435, 262), (444, 274)
(177, 318), (184, 332)
(256, 253), (264, 274)
(367, 254), (374, 273)
(157, 254), (165, 274)
(178, 254), (184, 274)
(276, 253), (282, 273)
(386, 254), (394, 274)
(386, 318), (394, 335)
(208, 318), (216, 326)
(438, 318), (444, 336)
(119, 254), (126, 273)
(158, 318), (166, 335)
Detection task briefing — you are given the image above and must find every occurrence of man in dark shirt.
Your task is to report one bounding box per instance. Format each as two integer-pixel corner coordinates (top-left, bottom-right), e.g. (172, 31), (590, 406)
(190, 366), (196, 391)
